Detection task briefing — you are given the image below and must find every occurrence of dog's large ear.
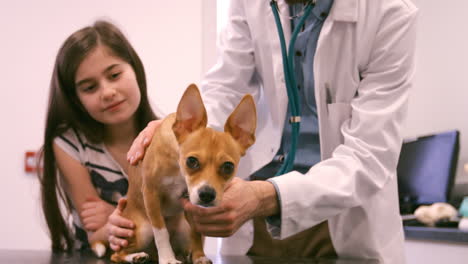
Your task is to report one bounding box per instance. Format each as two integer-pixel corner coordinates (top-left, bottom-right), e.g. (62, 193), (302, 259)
(224, 94), (257, 155)
(173, 84), (208, 143)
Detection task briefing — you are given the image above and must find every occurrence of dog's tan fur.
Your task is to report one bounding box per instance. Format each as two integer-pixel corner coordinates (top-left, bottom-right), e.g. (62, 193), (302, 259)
(106, 84), (256, 264)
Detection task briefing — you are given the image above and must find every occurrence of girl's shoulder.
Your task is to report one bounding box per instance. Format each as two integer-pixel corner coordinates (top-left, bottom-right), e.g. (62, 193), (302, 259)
(53, 128), (105, 162)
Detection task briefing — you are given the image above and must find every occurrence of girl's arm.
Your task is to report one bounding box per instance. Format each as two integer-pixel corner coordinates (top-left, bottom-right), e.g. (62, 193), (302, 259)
(53, 143), (114, 239)
(81, 196), (115, 231)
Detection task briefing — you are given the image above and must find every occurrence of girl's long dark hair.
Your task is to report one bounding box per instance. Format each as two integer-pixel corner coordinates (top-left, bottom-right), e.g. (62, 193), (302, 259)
(37, 20), (157, 252)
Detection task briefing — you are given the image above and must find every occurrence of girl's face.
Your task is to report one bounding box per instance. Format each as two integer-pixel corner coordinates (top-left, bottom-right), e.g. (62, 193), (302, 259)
(74, 45), (141, 127)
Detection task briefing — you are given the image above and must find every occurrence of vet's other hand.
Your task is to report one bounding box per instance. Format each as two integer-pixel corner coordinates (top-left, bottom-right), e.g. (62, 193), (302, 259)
(108, 198), (135, 252)
(181, 177), (277, 237)
(127, 120), (162, 165)
(81, 196), (115, 232)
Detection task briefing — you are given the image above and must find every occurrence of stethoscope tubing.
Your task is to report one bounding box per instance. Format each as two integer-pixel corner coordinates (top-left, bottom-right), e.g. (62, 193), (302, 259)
(270, 0), (314, 175)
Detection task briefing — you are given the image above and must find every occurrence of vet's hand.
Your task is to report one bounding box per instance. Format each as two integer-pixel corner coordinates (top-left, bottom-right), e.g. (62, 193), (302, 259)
(127, 120), (162, 165)
(181, 177), (278, 237)
(81, 196), (115, 232)
(108, 198), (135, 252)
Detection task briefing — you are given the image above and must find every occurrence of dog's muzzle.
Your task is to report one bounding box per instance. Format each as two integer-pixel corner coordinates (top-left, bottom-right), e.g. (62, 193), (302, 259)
(198, 185), (216, 207)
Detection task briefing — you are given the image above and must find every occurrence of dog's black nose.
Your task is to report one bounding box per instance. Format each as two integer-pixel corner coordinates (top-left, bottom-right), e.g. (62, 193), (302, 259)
(198, 186), (216, 205)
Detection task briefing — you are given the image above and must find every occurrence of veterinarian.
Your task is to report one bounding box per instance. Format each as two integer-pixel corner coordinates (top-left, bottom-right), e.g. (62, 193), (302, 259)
(112, 0), (418, 262)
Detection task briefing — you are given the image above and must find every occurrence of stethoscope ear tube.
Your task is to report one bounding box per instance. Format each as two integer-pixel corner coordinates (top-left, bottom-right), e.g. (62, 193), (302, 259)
(270, 1), (314, 175)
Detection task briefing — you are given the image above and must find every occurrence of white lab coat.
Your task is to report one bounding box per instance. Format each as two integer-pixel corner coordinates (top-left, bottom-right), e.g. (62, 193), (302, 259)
(201, 0), (418, 263)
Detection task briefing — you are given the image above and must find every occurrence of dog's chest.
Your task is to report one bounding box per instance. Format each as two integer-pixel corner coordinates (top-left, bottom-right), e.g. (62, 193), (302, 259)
(159, 174), (186, 216)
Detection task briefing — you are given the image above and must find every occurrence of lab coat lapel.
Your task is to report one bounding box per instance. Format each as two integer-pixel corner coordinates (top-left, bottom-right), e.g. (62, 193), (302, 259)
(265, 0), (291, 128)
(266, 0), (291, 77)
(314, 0), (358, 159)
(331, 0), (358, 22)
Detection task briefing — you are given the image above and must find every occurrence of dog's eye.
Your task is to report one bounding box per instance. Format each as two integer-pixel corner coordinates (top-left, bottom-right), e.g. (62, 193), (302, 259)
(220, 162), (234, 175)
(186, 156), (200, 169)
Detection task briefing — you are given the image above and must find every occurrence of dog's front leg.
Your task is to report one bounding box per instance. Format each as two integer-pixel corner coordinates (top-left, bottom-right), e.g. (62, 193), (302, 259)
(186, 214), (212, 264)
(142, 183), (181, 264)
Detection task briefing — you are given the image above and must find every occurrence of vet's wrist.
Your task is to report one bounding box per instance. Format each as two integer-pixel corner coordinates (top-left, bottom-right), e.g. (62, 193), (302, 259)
(250, 181), (279, 218)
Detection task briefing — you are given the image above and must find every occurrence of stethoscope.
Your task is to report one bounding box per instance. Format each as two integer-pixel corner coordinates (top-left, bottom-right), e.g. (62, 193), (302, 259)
(270, 0), (315, 175)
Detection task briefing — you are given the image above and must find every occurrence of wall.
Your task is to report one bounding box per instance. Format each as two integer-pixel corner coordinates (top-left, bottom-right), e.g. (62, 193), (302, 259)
(0, 0), (216, 250)
(404, 0), (468, 184)
(395, 0), (468, 262)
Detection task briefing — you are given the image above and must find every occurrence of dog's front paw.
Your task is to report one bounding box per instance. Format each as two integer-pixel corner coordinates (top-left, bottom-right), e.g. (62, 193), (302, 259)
(194, 256), (212, 264)
(91, 241), (106, 258)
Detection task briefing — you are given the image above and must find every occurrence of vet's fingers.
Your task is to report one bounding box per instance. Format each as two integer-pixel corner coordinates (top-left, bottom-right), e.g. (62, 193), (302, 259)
(202, 230), (235, 238)
(225, 177), (242, 189)
(193, 223), (237, 237)
(195, 211), (235, 225)
(180, 197), (190, 208)
(184, 201), (225, 216)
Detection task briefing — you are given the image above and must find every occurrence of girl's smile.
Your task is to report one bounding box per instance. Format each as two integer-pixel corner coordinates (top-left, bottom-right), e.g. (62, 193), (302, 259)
(103, 99), (126, 112)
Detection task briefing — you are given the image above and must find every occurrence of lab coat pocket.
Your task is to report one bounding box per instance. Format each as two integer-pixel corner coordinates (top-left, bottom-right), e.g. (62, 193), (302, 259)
(325, 103), (352, 158)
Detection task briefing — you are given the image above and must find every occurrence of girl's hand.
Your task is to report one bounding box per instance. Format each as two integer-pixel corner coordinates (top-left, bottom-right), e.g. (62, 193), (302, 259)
(127, 120), (162, 165)
(108, 198), (135, 252)
(81, 196), (115, 232)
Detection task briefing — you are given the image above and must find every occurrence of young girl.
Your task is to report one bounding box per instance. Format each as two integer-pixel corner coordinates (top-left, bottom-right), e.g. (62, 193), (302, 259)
(38, 20), (158, 252)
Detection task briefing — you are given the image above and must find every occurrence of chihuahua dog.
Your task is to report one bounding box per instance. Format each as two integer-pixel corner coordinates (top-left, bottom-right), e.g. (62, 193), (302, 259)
(99, 84), (256, 264)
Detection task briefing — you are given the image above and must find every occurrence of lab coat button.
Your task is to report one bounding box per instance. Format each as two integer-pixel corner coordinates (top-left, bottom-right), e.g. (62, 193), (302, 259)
(280, 77), (285, 83)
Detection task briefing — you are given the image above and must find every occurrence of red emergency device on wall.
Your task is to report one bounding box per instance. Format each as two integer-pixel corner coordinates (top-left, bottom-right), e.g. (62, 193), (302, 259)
(24, 151), (38, 173)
